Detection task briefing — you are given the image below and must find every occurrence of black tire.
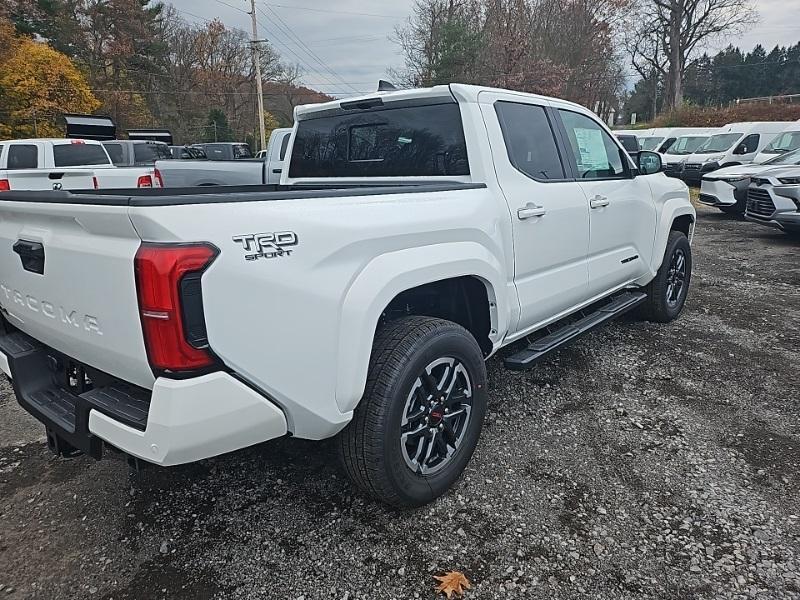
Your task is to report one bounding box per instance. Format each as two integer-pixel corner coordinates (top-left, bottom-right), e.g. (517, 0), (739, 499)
(640, 230), (692, 323)
(338, 316), (488, 508)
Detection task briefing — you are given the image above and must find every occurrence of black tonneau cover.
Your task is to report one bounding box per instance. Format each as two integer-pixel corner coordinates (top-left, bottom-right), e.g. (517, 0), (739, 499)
(0, 182), (486, 207)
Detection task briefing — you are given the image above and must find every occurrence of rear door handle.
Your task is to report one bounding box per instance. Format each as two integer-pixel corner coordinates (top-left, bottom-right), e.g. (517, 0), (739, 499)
(517, 203), (547, 220)
(590, 195), (610, 209)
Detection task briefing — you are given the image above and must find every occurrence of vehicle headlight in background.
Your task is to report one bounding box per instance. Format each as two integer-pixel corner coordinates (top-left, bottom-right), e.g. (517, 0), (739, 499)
(705, 155), (724, 163)
(719, 176), (746, 183)
(777, 177), (800, 185)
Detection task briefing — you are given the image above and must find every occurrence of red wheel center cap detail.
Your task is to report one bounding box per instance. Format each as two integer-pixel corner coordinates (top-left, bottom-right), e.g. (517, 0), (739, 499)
(430, 408), (444, 424)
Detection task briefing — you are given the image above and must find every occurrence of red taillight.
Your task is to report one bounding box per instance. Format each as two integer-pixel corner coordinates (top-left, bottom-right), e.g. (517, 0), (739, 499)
(92, 176), (99, 189)
(154, 168), (164, 188)
(134, 243), (218, 372)
(137, 175), (153, 188)
(0, 179), (10, 191)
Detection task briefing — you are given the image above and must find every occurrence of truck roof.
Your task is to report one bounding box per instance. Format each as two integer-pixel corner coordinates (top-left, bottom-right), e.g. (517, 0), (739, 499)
(294, 83), (589, 120)
(0, 138), (104, 145)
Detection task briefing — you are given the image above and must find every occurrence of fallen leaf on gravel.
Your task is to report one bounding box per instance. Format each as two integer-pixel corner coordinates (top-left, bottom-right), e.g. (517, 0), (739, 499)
(434, 571), (471, 598)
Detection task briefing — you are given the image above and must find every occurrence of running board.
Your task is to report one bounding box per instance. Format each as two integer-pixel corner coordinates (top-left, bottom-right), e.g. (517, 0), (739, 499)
(504, 291), (647, 371)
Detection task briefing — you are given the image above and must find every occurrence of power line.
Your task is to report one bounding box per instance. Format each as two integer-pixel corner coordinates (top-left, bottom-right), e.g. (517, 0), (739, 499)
(264, 3), (404, 19)
(261, 3), (359, 93)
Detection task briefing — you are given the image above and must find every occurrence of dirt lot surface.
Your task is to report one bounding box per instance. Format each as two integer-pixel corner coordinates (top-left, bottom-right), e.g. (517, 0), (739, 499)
(1, 201), (799, 600)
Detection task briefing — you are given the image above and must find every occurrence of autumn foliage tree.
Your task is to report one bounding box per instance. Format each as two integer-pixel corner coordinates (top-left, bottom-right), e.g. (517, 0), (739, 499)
(0, 18), (99, 138)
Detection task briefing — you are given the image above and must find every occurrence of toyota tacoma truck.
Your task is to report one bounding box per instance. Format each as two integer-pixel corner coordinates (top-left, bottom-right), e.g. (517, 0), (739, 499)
(0, 85), (695, 507)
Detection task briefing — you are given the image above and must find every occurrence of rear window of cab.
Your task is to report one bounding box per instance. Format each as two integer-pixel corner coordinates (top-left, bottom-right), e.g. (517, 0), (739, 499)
(53, 143), (111, 167)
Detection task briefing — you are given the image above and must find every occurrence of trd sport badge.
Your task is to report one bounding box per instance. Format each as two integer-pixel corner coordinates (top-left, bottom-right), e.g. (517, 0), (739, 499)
(232, 231), (298, 261)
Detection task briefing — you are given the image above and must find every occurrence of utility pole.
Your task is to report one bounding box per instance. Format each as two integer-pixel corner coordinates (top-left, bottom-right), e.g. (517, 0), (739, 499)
(249, 0), (267, 152)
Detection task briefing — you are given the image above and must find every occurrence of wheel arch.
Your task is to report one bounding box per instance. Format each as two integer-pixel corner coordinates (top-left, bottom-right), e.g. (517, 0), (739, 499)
(334, 242), (507, 414)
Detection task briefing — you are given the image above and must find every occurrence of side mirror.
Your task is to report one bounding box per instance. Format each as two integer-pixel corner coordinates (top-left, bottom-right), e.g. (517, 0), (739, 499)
(637, 150), (662, 175)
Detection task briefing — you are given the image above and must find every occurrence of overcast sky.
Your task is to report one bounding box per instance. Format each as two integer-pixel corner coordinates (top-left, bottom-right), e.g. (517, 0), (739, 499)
(170, 0), (800, 98)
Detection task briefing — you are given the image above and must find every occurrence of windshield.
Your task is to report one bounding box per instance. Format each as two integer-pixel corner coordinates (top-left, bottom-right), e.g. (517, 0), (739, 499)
(53, 143), (111, 166)
(133, 143), (172, 164)
(665, 136), (708, 155)
(763, 147), (800, 165)
(638, 136), (664, 151)
(761, 131), (800, 154)
(694, 133), (742, 154)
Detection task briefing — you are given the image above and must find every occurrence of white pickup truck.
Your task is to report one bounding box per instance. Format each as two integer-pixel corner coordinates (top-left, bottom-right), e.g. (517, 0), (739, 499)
(0, 85), (695, 507)
(0, 138), (161, 191)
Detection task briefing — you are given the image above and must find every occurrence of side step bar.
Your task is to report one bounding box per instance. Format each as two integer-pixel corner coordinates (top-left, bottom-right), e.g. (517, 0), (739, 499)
(504, 291), (647, 371)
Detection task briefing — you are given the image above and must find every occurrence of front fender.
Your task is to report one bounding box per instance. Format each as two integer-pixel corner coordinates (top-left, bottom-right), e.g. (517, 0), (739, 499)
(645, 197), (696, 278)
(334, 242), (507, 413)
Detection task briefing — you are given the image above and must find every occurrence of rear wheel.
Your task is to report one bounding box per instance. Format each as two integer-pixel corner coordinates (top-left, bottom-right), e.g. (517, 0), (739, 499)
(338, 316), (488, 508)
(640, 230), (692, 323)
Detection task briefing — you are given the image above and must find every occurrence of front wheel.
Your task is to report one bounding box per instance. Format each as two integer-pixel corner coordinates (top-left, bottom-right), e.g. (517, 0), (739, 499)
(338, 316), (488, 508)
(640, 230), (692, 323)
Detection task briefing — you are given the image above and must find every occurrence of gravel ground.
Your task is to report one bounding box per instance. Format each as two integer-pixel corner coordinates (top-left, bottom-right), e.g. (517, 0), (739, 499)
(1, 201), (799, 600)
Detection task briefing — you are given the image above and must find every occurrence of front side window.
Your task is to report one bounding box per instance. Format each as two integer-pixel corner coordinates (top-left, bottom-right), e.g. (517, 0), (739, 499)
(7, 144), (38, 169)
(53, 143), (110, 167)
(735, 134), (759, 154)
(289, 102), (469, 178)
(558, 110), (626, 179)
(495, 101), (565, 180)
(133, 143), (172, 164)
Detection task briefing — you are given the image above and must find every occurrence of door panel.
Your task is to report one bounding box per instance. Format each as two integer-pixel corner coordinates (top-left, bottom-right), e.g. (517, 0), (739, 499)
(479, 93), (589, 335)
(556, 109), (656, 295)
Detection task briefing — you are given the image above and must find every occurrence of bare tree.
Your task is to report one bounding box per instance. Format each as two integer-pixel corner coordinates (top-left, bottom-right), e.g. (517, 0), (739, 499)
(625, 0), (757, 112)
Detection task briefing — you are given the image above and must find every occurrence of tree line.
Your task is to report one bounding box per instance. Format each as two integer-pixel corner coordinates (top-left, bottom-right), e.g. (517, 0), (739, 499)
(1, 0), (329, 147)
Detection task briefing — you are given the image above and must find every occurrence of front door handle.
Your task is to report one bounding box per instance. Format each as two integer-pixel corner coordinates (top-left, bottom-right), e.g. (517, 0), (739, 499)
(518, 203), (547, 220)
(590, 195), (610, 209)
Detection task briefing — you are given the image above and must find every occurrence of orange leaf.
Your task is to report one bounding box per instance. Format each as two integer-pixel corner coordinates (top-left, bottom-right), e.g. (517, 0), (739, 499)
(434, 571), (471, 598)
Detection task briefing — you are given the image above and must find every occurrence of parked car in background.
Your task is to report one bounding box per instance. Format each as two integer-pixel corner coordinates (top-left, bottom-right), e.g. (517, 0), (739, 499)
(753, 120), (800, 164)
(156, 129), (290, 187)
(681, 122), (793, 184)
(102, 140), (173, 166)
(662, 134), (713, 177)
(699, 148), (800, 214)
(745, 167), (800, 236)
(0, 83), (694, 507)
(197, 142), (253, 160)
(638, 127), (719, 154)
(0, 138), (160, 191)
(169, 145), (207, 160)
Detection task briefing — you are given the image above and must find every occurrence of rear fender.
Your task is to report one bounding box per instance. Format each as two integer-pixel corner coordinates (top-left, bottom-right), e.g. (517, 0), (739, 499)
(335, 242), (506, 413)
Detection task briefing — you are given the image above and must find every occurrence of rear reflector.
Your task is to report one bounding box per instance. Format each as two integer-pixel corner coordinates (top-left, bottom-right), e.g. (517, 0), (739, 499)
(0, 179), (9, 191)
(134, 243), (219, 372)
(137, 175), (153, 188)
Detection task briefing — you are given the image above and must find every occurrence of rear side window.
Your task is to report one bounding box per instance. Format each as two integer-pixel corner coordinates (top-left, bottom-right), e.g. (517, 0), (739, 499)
(104, 143), (124, 164)
(233, 144), (252, 159)
(279, 133), (290, 160)
(495, 101), (565, 180)
(289, 102), (470, 178)
(7, 145), (38, 169)
(53, 143), (110, 167)
(133, 143), (172, 164)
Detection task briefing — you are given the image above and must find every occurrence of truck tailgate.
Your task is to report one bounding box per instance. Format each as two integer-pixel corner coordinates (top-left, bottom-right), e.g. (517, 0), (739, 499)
(0, 200), (154, 389)
(2, 169), (96, 191)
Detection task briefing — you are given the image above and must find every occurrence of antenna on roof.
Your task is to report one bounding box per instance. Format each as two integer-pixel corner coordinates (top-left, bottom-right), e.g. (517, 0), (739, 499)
(377, 80), (397, 92)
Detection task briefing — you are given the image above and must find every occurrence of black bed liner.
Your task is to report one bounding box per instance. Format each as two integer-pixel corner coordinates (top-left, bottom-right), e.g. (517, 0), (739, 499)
(0, 182), (486, 207)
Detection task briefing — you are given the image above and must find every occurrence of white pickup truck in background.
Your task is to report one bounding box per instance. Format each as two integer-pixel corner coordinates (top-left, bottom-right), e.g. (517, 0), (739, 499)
(0, 84), (694, 507)
(0, 139), (161, 191)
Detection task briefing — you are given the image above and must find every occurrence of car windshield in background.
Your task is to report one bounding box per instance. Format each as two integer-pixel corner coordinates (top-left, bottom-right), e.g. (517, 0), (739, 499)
(638, 136), (664, 151)
(133, 143), (172, 164)
(53, 143), (110, 167)
(289, 102), (470, 178)
(764, 147), (800, 165)
(695, 133), (742, 153)
(762, 131), (800, 154)
(667, 136), (708, 155)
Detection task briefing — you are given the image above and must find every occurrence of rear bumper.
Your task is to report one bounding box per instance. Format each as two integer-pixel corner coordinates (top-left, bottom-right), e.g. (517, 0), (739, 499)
(0, 326), (287, 466)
